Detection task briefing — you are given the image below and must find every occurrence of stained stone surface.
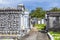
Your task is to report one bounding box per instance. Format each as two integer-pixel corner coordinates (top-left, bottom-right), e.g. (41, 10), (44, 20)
(0, 13), (20, 35)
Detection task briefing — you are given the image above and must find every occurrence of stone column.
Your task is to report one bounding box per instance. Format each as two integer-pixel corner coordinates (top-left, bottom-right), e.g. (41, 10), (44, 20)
(46, 15), (49, 31)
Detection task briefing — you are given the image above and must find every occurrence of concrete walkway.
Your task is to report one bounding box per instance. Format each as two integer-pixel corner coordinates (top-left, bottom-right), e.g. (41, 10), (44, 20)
(37, 32), (49, 40)
(21, 29), (49, 40)
(21, 28), (49, 40)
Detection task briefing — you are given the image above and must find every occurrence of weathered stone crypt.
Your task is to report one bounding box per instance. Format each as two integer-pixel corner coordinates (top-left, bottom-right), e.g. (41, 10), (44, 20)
(0, 4), (29, 40)
(46, 12), (60, 31)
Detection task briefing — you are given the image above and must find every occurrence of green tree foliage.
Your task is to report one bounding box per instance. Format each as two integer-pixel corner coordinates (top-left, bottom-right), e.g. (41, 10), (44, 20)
(49, 7), (60, 12)
(29, 7), (46, 19)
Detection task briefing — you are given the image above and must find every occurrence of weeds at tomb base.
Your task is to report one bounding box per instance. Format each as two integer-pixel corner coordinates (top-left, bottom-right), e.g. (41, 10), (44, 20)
(49, 31), (60, 40)
(34, 24), (46, 30)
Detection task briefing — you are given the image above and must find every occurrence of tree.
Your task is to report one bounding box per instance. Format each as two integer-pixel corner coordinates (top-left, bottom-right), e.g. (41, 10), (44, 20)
(49, 7), (60, 12)
(29, 7), (46, 19)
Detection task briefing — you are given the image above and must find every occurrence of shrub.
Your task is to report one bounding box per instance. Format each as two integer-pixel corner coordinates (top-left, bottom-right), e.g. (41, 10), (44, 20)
(35, 24), (46, 30)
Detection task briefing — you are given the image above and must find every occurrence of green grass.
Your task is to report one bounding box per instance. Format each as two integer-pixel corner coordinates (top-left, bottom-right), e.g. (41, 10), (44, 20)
(34, 24), (46, 30)
(49, 31), (60, 40)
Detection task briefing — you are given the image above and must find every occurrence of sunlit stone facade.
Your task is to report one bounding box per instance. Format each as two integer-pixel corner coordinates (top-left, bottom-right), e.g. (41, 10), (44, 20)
(0, 4), (29, 39)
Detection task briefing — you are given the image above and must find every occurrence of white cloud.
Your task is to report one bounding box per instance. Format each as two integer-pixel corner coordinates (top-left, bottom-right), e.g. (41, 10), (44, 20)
(0, 0), (10, 4)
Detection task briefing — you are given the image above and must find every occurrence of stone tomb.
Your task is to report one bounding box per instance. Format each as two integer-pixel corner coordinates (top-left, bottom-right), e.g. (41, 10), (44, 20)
(0, 4), (30, 40)
(46, 12), (60, 31)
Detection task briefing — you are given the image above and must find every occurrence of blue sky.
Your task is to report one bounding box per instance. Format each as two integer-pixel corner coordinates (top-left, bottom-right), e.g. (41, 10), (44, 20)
(0, 0), (60, 11)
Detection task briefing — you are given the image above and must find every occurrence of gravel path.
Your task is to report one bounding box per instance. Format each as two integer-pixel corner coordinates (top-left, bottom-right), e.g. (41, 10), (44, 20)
(21, 31), (38, 40)
(37, 32), (49, 40)
(21, 31), (49, 40)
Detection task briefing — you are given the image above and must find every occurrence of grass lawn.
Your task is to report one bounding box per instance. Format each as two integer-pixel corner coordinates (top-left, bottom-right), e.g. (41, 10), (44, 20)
(49, 31), (60, 40)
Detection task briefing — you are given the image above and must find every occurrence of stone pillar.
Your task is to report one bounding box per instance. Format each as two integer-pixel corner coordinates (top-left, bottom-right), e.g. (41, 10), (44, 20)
(46, 15), (49, 31)
(20, 14), (25, 30)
